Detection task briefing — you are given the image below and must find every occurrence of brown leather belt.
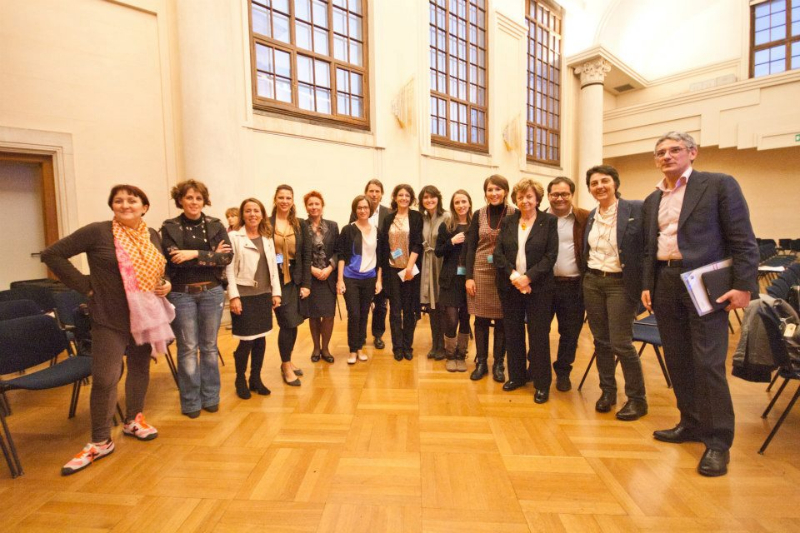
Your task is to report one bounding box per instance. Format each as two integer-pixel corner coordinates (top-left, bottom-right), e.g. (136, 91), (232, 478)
(554, 276), (581, 282)
(587, 268), (623, 279)
(173, 281), (220, 294)
(656, 259), (684, 268)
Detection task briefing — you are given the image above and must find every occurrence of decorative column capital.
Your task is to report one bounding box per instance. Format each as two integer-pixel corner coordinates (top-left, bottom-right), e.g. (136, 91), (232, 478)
(574, 58), (611, 88)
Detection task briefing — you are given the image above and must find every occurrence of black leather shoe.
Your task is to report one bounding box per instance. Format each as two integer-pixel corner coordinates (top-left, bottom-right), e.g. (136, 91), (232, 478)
(235, 376), (251, 400)
(534, 389), (549, 404)
(311, 351), (321, 363)
(595, 391), (616, 413)
(503, 380), (526, 391)
(555, 375), (572, 392)
(615, 399), (648, 421)
(427, 349), (437, 359)
(434, 349), (446, 361)
(492, 361), (505, 383)
(470, 361), (488, 380)
(698, 448), (730, 477)
(281, 367), (301, 387)
(374, 336), (385, 349)
(653, 425), (702, 444)
(403, 350), (413, 361)
(203, 404), (219, 413)
(321, 352), (335, 364)
(394, 351), (403, 361)
(183, 410), (201, 419)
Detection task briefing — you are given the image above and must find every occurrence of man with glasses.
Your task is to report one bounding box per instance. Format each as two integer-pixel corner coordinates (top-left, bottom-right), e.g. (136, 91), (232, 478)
(545, 177), (589, 392)
(641, 131), (758, 477)
(350, 179), (390, 349)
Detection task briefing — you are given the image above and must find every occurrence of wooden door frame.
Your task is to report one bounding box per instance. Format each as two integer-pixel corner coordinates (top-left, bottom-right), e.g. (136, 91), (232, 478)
(0, 151), (59, 275)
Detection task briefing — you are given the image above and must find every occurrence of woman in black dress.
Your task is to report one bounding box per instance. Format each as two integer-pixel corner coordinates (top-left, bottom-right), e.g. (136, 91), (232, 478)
(436, 189), (473, 372)
(304, 190), (339, 364)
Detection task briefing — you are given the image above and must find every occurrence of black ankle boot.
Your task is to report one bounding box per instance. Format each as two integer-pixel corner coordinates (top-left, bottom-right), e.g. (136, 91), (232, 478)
(492, 358), (505, 383)
(235, 375), (251, 399)
(249, 376), (271, 396)
(470, 359), (488, 381)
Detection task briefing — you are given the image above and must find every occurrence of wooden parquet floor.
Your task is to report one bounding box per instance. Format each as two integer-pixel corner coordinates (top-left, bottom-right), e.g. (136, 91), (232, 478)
(2, 311), (800, 532)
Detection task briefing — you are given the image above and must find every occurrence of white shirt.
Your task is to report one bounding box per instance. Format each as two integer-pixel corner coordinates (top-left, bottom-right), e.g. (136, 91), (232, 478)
(515, 220), (534, 274)
(587, 202), (622, 273)
(368, 205), (381, 228)
(547, 207), (580, 278)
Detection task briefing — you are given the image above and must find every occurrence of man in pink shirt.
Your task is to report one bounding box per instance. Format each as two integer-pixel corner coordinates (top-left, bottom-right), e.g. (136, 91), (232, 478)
(641, 131), (758, 477)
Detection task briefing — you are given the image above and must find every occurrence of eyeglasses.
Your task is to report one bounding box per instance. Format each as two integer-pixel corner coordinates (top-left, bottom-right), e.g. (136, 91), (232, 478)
(654, 146), (687, 159)
(548, 192), (571, 199)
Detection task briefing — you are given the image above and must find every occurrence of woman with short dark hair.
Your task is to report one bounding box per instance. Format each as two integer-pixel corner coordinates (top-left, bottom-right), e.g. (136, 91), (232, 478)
(43, 185), (173, 475)
(161, 179), (232, 418)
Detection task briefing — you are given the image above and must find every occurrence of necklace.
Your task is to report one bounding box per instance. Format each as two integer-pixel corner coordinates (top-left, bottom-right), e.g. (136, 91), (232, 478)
(520, 214), (535, 230)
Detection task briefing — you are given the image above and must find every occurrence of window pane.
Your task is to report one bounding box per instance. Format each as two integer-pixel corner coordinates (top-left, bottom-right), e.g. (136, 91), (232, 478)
(333, 7), (347, 34)
(274, 0), (289, 12)
(299, 84), (314, 110)
(296, 21), (312, 50)
(770, 59), (786, 73)
(295, 0), (311, 21)
(312, 0), (328, 27)
(337, 68), (349, 92)
(771, 45), (786, 60)
(275, 49), (291, 77)
(297, 55), (313, 83)
(257, 72), (274, 98)
(316, 88), (331, 114)
(256, 43), (273, 72)
(771, 24), (786, 40)
(315, 60), (331, 87)
(276, 78), (292, 102)
(348, 0), (361, 14)
(334, 34), (347, 61)
(352, 96), (363, 117)
(350, 71), (362, 95)
(349, 40), (362, 66)
(337, 93), (350, 115)
(314, 27), (329, 54)
(349, 14), (362, 40)
(755, 49), (769, 65)
(274, 12), (290, 42)
(253, 4), (270, 36)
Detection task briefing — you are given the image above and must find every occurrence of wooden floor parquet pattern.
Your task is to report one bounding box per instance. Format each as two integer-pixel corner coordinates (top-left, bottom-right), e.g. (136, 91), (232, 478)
(2, 312), (800, 532)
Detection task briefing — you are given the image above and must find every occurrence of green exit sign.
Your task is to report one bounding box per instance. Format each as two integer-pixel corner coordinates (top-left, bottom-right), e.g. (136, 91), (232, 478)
(796, 134), (800, 142)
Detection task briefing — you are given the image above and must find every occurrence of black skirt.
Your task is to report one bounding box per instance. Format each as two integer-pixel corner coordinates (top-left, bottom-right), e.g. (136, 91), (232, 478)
(308, 277), (336, 318)
(231, 293), (273, 339)
(275, 281), (308, 329)
(438, 275), (467, 308)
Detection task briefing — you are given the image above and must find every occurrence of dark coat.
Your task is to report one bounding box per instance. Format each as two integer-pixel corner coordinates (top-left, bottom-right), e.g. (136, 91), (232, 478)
(435, 221), (468, 292)
(306, 218), (339, 295)
(642, 170), (759, 295)
(160, 214), (232, 283)
(493, 210), (558, 294)
(582, 198), (645, 303)
(270, 215), (313, 289)
(378, 209), (424, 281)
(336, 222), (381, 275)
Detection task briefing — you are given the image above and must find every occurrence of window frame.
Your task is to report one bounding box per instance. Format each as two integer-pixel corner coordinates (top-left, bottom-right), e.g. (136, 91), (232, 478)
(429, 0), (490, 154)
(247, 0), (371, 130)
(525, 0), (562, 167)
(750, 0), (800, 78)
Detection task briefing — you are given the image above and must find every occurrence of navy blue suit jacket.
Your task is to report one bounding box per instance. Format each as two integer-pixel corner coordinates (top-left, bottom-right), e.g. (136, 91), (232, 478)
(641, 170), (759, 295)
(582, 198), (645, 303)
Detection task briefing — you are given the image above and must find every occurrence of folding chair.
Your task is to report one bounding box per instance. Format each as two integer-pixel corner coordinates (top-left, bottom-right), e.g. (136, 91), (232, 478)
(0, 300), (41, 322)
(0, 314), (93, 478)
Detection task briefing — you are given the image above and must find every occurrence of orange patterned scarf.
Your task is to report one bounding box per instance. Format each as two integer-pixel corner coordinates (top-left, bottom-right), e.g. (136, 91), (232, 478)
(111, 219), (165, 291)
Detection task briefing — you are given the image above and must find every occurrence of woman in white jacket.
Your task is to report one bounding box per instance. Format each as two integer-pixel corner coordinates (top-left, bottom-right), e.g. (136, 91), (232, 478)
(226, 198), (282, 399)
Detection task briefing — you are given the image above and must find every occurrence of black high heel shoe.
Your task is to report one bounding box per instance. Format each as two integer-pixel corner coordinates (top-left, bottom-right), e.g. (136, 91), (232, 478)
(249, 377), (271, 396)
(281, 367), (301, 387)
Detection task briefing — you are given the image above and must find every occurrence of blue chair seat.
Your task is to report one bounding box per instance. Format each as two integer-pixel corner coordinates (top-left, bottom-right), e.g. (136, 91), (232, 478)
(632, 323), (661, 345)
(1, 356), (91, 391)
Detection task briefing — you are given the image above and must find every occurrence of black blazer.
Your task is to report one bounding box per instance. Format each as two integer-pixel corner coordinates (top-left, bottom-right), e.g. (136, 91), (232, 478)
(306, 218), (339, 295)
(642, 170), (759, 294)
(269, 215), (313, 289)
(335, 222), (381, 274)
(160, 214), (233, 283)
(435, 221), (468, 291)
(582, 198), (644, 303)
(493, 210), (558, 294)
(378, 210), (424, 282)
(349, 204), (390, 227)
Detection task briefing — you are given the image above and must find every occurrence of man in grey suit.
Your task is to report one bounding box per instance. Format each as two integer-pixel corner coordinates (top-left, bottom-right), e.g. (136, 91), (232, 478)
(350, 179), (390, 349)
(641, 131), (758, 477)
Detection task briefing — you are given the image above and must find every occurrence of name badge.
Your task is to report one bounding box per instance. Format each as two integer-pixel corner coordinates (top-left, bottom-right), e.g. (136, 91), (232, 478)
(486, 254), (493, 264)
(391, 248), (403, 260)
(457, 266), (466, 275)
(275, 253), (284, 265)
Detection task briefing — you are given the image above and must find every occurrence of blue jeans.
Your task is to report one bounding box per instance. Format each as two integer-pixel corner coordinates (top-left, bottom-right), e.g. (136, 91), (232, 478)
(168, 285), (224, 413)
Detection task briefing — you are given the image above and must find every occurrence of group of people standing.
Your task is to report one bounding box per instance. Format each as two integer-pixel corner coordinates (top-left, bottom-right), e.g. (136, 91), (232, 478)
(42, 131), (758, 479)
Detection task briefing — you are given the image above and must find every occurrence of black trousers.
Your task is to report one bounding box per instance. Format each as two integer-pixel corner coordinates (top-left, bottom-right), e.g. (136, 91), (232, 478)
(386, 267), (419, 354)
(548, 278), (585, 377)
(653, 264), (734, 450)
(370, 287), (388, 338)
(502, 289), (554, 389)
(343, 276), (376, 352)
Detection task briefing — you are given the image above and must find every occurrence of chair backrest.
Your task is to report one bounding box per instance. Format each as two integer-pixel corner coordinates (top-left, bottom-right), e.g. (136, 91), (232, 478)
(779, 238), (793, 249)
(53, 290), (88, 327)
(0, 315), (70, 375)
(780, 270), (799, 286)
(793, 239), (800, 252)
(0, 299), (41, 322)
(789, 263), (800, 277)
(0, 287), (54, 312)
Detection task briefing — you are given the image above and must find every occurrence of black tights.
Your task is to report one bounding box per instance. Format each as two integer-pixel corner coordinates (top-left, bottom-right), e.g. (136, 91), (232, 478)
(473, 317), (505, 362)
(308, 316), (334, 355)
(443, 305), (470, 338)
(233, 336), (266, 379)
(278, 327), (297, 363)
